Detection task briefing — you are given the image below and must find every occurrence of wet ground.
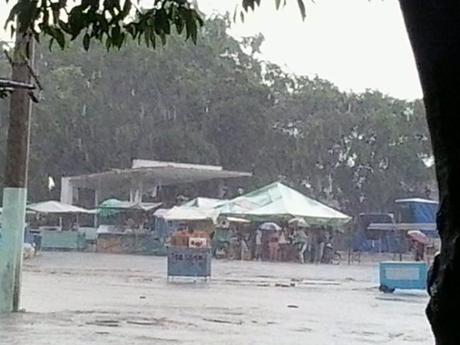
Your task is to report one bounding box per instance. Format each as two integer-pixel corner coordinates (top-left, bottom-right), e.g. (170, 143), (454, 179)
(0, 253), (433, 344)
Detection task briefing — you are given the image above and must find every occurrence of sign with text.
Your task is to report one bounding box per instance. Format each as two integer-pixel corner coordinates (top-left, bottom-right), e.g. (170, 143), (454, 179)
(167, 247), (211, 278)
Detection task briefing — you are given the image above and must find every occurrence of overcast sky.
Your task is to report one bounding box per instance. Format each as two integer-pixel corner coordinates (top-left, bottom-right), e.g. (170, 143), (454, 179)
(0, 0), (422, 100)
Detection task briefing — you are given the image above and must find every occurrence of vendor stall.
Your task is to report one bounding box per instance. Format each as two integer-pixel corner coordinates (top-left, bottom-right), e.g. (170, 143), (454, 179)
(95, 199), (163, 254)
(27, 200), (93, 251)
(155, 206), (215, 280)
(167, 229), (212, 281)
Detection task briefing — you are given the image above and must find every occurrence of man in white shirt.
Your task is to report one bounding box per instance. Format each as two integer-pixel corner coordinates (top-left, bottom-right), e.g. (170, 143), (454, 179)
(255, 229), (262, 260)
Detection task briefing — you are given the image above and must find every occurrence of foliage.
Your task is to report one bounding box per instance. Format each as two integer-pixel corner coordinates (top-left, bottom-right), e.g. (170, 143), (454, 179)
(0, 16), (435, 215)
(6, 0), (204, 50)
(0, 0), (307, 99)
(5, 0), (306, 52)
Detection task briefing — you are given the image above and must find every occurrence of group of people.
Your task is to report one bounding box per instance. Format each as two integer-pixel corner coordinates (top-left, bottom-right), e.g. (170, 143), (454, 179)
(220, 225), (337, 264)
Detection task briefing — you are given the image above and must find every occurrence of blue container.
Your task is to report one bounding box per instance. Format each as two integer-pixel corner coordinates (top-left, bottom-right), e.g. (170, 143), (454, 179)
(167, 247), (211, 278)
(379, 261), (428, 292)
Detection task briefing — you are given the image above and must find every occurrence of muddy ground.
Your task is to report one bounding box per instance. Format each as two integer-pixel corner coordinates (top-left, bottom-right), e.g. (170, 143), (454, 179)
(0, 252), (432, 344)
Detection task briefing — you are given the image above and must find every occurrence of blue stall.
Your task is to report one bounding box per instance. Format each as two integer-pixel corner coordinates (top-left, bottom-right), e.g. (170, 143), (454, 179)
(353, 198), (439, 254)
(395, 198), (438, 237)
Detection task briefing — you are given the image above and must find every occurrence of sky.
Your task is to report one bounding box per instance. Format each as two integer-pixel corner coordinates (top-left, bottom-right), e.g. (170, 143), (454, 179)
(0, 0), (423, 100)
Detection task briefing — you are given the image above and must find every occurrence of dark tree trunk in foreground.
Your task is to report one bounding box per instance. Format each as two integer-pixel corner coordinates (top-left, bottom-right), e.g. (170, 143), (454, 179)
(399, 1), (460, 344)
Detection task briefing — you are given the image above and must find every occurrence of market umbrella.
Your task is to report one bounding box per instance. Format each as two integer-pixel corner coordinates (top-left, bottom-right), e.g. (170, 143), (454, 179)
(288, 217), (309, 228)
(259, 222), (282, 231)
(407, 230), (430, 245)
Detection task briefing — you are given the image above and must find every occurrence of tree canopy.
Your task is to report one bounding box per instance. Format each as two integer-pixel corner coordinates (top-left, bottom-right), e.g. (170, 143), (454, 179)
(0, 16), (434, 215)
(4, 0), (305, 51)
(6, 0), (204, 50)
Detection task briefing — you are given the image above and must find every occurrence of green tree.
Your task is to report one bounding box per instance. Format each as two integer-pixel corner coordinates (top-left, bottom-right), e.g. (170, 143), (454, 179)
(1, 19), (434, 219)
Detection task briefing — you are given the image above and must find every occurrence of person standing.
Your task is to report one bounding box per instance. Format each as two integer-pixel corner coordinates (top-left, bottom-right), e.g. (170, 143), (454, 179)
(268, 231), (279, 261)
(315, 229), (327, 264)
(415, 241), (426, 262)
(255, 228), (263, 261)
(240, 233), (251, 261)
(278, 229), (289, 261)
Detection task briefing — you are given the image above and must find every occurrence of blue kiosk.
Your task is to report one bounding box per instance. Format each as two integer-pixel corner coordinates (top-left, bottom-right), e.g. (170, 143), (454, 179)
(379, 261), (428, 293)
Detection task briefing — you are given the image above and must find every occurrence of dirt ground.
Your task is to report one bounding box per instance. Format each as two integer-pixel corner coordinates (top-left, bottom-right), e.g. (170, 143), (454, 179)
(0, 252), (433, 345)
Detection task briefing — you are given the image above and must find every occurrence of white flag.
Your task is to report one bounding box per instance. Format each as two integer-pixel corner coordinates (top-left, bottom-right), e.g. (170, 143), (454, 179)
(48, 176), (55, 191)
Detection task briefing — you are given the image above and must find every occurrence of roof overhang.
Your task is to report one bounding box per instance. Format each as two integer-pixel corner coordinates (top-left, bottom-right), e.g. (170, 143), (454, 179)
(64, 160), (252, 191)
(367, 222), (437, 232)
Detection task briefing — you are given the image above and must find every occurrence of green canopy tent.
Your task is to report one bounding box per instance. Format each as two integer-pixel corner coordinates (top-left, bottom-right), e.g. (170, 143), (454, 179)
(221, 182), (351, 227)
(97, 199), (162, 217)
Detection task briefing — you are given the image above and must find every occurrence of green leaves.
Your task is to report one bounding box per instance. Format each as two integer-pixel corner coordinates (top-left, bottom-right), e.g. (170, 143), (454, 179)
(6, 0), (204, 51)
(6, 0), (306, 52)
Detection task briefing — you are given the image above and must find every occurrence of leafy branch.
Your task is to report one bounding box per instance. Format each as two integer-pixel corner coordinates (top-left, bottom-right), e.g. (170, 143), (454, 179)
(5, 0), (204, 50)
(5, 0), (307, 51)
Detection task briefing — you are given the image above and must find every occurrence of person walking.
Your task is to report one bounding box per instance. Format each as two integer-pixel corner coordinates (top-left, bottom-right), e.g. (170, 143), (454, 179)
(295, 228), (309, 264)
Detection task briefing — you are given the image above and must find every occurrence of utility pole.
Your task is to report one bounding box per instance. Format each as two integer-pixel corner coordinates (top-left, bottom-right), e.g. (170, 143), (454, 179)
(0, 28), (34, 312)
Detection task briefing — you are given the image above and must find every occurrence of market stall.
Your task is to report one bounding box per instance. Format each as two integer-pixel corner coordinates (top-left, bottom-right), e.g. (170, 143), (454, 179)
(27, 200), (94, 251)
(95, 199), (162, 254)
(167, 229), (212, 281)
(155, 206), (216, 280)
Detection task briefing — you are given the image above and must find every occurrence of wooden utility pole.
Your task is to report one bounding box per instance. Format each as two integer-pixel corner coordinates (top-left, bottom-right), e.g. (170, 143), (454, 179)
(0, 29), (34, 312)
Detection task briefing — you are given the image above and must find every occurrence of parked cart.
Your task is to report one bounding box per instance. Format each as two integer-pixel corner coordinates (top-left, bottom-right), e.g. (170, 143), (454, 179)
(167, 229), (212, 281)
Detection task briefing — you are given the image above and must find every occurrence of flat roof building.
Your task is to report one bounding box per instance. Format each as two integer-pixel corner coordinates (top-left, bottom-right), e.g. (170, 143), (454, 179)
(60, 159), (252, 206)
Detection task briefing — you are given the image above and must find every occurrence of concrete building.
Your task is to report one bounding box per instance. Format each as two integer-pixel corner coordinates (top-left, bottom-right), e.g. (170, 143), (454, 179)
(60, 159), (251, 207)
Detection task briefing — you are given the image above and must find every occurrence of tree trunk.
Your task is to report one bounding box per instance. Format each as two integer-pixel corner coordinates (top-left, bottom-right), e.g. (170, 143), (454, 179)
(399, 1), (460, 344)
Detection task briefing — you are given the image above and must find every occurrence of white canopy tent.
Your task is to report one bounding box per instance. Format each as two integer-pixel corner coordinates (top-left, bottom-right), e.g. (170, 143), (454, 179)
(154, 206), (218, 222)
(183, 197), (226, 209)
(27, 201), (93, 214)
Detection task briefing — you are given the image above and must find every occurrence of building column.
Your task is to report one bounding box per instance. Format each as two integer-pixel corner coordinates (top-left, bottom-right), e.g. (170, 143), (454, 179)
(60, 177), (74, 204)
(130, 180), (143, 203)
